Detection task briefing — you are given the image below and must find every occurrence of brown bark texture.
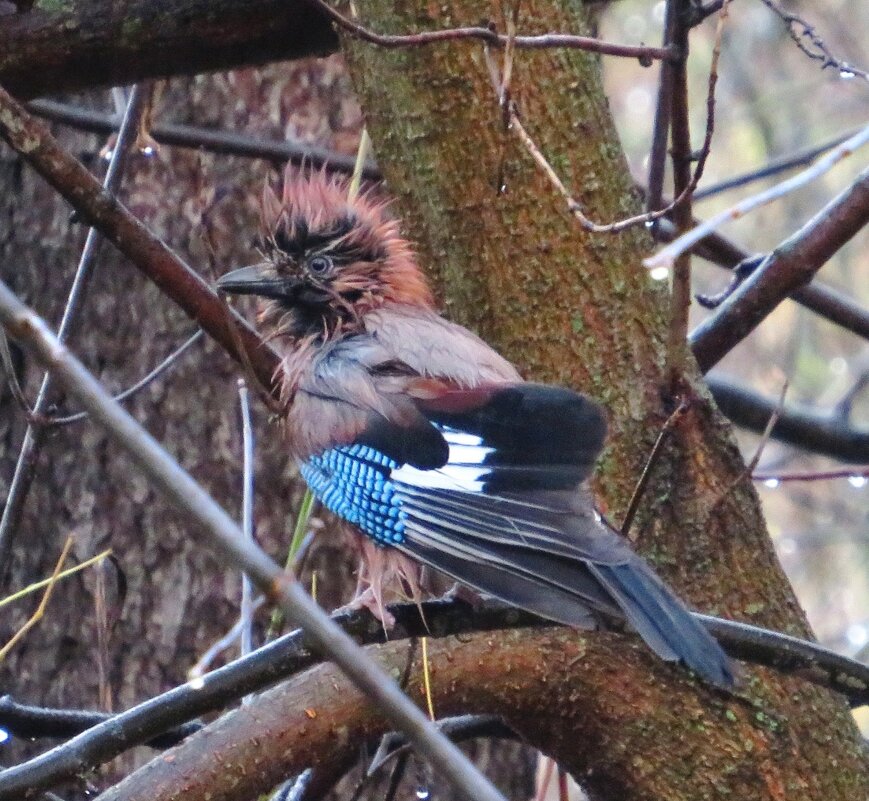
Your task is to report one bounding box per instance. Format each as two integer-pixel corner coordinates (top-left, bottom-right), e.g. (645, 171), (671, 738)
(92, 630), (860, 801)
(330, 0), (868, 799)
(0, 61), (364, 796)
(0, 0), (338, 100)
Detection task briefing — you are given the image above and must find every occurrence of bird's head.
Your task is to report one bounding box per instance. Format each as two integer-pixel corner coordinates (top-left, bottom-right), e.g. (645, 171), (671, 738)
(217, 168), (433, 340)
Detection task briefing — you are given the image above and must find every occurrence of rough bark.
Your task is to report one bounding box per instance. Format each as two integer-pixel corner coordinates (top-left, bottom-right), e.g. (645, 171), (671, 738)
(94, 629), (862, 801)
(334, 0), (868, 798)
(0, 0), (338, 100)
(0, 61), (361, 797)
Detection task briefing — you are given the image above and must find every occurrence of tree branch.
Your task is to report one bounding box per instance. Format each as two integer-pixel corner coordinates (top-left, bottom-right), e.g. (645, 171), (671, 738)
(0, 0), (673, 101)
(707, 375), (869, 463)
(689, 166), (869, 373)
(0, 0), (339, 101)
(26, 100), (378, 179)
(91, 627), (869, 801)
(2, 598), (867, 799)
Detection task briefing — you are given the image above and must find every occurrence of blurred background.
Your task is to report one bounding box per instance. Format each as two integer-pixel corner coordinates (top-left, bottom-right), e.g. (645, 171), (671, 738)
(602, 0), (868, 731)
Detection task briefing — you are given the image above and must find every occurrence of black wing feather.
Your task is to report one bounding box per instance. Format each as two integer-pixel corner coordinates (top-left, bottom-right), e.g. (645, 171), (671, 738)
(348, 382), (734, 686)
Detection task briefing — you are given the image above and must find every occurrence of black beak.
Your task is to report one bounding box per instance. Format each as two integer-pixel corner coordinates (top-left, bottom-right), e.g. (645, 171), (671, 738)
(216, 264), (298, 301)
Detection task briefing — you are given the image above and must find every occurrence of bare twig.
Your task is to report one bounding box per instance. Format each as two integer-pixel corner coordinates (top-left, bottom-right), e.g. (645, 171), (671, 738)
(0, 550), (111, 611)
(0, 328), (33, 417)
(645, 124), (869, 270)
(752, 467), (869, 484)
(238, 379), (256, 663)
(0, 281), (507, 801)
(743, 381), (789, 476)
(0, 537), (73, 661)
(27, 99), (377, 178)
(42, 329), (204, 426)
(0, 83), (150, 572)
(689, 165), (869, 373)
(482, 0), (726, 235)
(694, 128), (862, 201)
(308, 0), (676, 61)
(621, 398), (690, 537)
(188, 597), (266, 679)
(756, 0), (868, 80)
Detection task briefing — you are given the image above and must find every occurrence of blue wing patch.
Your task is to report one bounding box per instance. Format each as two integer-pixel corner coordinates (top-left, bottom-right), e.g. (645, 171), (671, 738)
(300, 444), (408, 545)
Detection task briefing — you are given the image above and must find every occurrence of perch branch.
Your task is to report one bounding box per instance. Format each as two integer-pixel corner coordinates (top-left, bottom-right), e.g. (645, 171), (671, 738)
(0, 280), (506, 801)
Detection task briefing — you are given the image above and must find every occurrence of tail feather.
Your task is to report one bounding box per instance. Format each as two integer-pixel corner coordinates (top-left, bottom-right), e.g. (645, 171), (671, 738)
(591, 562), (734, 687)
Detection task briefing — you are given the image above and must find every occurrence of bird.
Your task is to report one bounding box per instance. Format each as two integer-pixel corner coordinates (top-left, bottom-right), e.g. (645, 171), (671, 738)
(216, 168), (734, 688)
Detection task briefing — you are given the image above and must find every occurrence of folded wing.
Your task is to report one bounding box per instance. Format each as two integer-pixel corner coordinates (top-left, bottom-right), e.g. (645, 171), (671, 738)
(298, 370), (733, 687)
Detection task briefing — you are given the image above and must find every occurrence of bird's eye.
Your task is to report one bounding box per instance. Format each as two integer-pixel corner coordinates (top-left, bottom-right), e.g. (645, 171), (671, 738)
(307, 255), (333, 276)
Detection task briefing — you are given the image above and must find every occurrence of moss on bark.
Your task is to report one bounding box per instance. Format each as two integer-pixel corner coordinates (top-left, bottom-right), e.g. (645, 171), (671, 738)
(339, 1), (869, 797)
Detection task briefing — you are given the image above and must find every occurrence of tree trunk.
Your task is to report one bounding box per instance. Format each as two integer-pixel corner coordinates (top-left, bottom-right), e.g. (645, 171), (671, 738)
(336, 0), (868, 798)
(0, 61), (360, 795)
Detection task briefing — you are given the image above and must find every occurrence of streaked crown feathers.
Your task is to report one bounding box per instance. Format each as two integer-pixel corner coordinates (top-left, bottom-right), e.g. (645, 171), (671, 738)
(259, 167), (433, 315)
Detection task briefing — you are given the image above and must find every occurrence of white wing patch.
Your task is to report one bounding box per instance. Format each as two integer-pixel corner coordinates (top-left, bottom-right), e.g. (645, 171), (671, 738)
(391, 427), (493, 492)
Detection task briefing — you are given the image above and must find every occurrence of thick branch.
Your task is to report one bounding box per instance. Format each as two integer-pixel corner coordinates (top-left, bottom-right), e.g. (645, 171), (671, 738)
(0, 0), (671, 101)
(3, 599), (867, 799)
(93, 630), (868, 801)
(690, 167), (869, 372)
(0, 0), (338, 101)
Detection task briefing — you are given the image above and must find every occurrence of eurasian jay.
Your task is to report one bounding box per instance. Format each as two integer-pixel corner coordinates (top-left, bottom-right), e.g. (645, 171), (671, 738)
(217, 169), (733, 687)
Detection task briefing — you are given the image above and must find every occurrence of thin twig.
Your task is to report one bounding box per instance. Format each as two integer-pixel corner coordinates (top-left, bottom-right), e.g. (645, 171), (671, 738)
(0, 550), (111, 611)
(645, 124), (869, 270)
(693, 128), (862, 201)
(744, 381), (788, 476)
(707, 381), (789, 514)
(27, 99), (378, 178)
(188, 597), (266, 679)
(0, 281), (507, 801)
(42, 329), (204, 426)
(482, 0), (726, 235)
(238, 379), (256, 663)
(0, 328), (33, 417)
(752, 467), (869, 484)
(0, 83), (150, 572)
(621, 399), (690, 537)
(756, 0), (868, 80)
(308, 0), (677, 61)
(707, 375), (869, 463)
